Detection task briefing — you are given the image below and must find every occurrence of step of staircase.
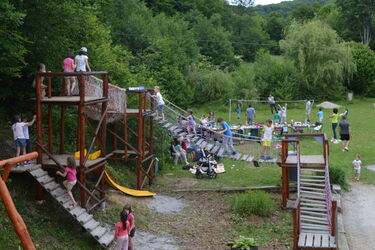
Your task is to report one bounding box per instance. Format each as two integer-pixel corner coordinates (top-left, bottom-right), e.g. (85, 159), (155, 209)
(301, 182), (326, 187)
(301, 198), (326, 205)
(300, 215), (328, 222)
(27, 165), (115, 247)
(301, 223), (329, 231)
(300, 178), (326, 183)
(301, 207), (327, 212)
(301, 217), (329, 225)
(300, 193), (326, 200)
(300, 190), (326, 196)
(301, 210), (328, 217)
(301, 202), (327, 208)
(301, 186), (325, 192)
(300, 175), (325, 179)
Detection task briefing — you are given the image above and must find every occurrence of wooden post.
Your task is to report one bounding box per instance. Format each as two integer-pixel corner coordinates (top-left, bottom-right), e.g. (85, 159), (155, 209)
(293, 203), (299, 250)
(78, 75), (87, 208)
(100, 74), (108, 156)
(282, 167), (289, 209)
(60, 106), (65, 154)
(48, 104), (53, 153)
(331, 200), (337, 236)
(149, 90), (155, 185)
(35, 74), (44, 201)
(137, 92), (143, 190)
(113, 121), (117, 151)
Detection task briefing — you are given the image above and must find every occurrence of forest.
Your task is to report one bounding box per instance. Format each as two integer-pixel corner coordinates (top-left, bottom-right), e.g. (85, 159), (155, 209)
(1, 0), (375, 117)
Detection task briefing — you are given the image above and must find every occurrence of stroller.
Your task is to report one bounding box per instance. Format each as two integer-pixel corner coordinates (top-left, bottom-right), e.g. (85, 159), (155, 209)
(195, 149), (217, 179)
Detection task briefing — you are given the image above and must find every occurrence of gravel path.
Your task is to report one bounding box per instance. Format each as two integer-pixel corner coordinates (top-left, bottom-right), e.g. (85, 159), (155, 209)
(342, 183), (375, 250)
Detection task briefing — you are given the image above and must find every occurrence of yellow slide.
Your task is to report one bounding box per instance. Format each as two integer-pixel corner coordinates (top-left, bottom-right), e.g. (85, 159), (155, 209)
(104, 171), (156, 197)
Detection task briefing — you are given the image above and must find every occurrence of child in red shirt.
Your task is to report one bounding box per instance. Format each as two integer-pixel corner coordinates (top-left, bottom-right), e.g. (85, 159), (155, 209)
(123, 205), (136, 250)
(115, 210), (130, 250)
(56, 157), (77, 207)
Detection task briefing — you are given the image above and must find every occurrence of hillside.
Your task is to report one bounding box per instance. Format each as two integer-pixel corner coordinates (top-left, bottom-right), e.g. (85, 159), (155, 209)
(255, 0), (333, 16)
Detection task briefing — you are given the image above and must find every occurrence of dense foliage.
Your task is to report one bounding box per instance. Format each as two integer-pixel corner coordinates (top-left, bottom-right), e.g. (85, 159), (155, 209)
(230, 190), (275, 217)
(1, 0), (375, 117)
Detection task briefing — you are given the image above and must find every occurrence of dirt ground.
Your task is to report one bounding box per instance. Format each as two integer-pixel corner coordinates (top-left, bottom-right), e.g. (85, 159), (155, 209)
(108, 191), (292, 250)
(342, 183), (375, 250)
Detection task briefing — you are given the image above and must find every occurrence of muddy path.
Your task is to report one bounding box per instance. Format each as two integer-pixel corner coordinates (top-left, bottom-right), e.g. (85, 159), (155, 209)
(342, 183), (375, 250)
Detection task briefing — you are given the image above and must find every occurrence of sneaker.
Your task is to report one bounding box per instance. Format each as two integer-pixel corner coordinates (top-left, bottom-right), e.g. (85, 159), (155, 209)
(330, 138), (335, 142)
(344, 147), (349, 151)
(231, 152), (237, 156)
(260, 156), (266, 160)
(15, 163), (21, 168)
(342, 149), (346, 152)
(266, 156), (273, 160)
(333, 140), (339, 144)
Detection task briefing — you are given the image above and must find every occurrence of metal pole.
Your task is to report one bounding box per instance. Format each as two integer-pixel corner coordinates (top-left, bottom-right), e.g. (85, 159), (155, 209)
(229, 99), (231, 123)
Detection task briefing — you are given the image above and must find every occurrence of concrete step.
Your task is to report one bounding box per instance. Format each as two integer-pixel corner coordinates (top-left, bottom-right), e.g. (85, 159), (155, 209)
(70, 206), (86, 218)
(37, 174), (54, 185)
(29, 168), (48, 178)
(83, 219), (100, 232)
(43, 181), (60, 192)
(56, 194), (71, 205)
(99, 231), (115, 247)
(51, 187), (66, 198)
(77, 213), (93, 225)
(91, 226), (107, 240)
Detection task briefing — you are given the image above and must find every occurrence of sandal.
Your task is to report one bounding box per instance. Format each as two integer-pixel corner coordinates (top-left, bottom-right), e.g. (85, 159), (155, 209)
(69, 202), (77, 207)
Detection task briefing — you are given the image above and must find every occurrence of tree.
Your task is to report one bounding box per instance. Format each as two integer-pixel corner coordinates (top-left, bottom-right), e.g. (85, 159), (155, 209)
(345, 41), (375, 95)
(336, 0), (375, 45)
(291, 5), (316, 22)
(280, 20), (356, 99)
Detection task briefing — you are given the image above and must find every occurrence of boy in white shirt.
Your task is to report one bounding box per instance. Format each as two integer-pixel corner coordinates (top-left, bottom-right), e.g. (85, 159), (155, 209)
(353, 155), (362, 181)
(261, 119), (274, 160)
(279, 103), (288, 124)
(12, 115), (36, 166)
(152, 86), (165, 121)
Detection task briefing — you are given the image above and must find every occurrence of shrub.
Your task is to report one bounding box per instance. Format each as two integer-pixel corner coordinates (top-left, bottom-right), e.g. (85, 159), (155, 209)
(329, 167), (349, 190)
(230, 190), (274, 217)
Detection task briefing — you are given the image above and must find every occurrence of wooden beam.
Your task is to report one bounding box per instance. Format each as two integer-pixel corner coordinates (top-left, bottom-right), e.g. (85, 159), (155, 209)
(60, 106), (65, 154)
(107, 129), (140, 155)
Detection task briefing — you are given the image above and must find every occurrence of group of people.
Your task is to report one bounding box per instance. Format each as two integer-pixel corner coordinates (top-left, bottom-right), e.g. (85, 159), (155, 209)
(33, 47), (92, 97)
(115, 205), (136, 250)
(11, 114), (36, 166)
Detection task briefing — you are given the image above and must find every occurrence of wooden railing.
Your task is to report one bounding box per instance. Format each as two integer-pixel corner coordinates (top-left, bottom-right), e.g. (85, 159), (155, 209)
(0, 152), (38, 250)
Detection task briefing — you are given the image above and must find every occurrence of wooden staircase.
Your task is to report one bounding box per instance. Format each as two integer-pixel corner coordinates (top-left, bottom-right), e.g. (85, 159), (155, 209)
(28, 164), (114, 248)
(292, 138), (337, 250)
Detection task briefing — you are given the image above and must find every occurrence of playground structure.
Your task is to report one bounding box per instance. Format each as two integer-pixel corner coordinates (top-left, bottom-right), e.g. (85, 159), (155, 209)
(280, 134), (337, 249)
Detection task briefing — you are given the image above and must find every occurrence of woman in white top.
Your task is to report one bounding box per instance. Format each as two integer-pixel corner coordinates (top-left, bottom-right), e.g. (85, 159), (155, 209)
(75, 47), (91, 72)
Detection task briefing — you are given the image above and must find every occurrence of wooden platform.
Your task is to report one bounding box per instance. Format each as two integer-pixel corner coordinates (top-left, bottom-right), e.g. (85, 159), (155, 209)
(31, 96), (107, 105)
(112, 150), (149, 155)
(286, 155), (325, 165)
(125, 108), (151, 115)
(298, 233), (336, 248)
(42, 154), (106, 168)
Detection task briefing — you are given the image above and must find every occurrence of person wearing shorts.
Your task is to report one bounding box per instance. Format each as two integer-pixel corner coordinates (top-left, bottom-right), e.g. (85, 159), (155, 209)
(339, 116), (351, 152)
(261, 119), (273, 160)
(352, 155), (361, 181)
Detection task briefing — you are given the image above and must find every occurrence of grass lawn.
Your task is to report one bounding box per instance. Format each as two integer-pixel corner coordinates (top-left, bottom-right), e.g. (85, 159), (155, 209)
(149, 98), (375, 191)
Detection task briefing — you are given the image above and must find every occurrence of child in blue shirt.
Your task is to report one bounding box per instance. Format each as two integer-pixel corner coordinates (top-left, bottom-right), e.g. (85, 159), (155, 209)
(217, 117), (237, 155)
(318, 108), (324, 123)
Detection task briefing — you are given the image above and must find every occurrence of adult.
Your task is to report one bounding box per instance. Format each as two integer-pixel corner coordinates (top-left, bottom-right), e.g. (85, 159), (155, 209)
(339, 116), (351, 151)
(305, 100), (313, 123)
(329, 108), (339, 143)
(217, 117), (237, 155)
(75, 47), (91, 72)
(246, 104), (256, 125)
(268, 93), (277, 114)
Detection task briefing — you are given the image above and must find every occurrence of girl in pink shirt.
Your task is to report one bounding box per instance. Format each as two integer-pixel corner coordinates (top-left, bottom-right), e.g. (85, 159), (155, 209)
(56, 156), (77, 206)
(115, 210), (130, 250)
(123, 205), (135, 250)
(62, 51), (76, 96)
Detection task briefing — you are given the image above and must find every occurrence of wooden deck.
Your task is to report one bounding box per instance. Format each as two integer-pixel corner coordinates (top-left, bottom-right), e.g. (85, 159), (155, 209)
(298, 233), (336, 248)
(31, 96), (107, 105)
(42, 154), (106, 168)
(286, 155), (325, 165)
(112, 150), (149, 155)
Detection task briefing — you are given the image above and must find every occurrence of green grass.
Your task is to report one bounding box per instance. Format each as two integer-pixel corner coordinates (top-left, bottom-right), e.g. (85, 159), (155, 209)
(155, 98), (375, 190)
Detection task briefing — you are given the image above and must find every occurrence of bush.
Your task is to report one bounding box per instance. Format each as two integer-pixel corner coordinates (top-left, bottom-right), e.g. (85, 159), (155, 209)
(329, 167), (349, 190)
(230, 190), (274, 217)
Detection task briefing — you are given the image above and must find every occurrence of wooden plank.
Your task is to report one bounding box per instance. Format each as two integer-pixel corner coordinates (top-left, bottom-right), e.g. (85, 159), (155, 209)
(321, 234), (329, 247)
(329, 236), (336, 247)
(305, 233), (314, 247)
(313, 234), (322, 247)
(247, 156), (254, 162)
(200, 141), (207, 148)
(205, 144), (214, 151)
(298, 233), (307, 247)
(196, 139), (204, 146)
(235, 153), (242, 160)
(241, 154), (249, 161)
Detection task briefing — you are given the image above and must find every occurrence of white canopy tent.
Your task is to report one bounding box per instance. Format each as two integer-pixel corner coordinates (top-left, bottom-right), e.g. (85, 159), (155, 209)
(316, 101), (342, 109)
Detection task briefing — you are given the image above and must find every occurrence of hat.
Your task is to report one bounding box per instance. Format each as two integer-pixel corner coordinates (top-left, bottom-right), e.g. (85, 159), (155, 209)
(80, 47), (88, 52)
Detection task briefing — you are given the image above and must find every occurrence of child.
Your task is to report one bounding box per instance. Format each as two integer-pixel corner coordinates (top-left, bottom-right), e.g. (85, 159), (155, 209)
(306, 100), (313, 123)
(62, 51), (77, 96)
(123, 205), (135, 250)
(217, 117), (237, 156)
(12, 115), (36, 166)
(152, 86), (165, 121)
(339, 116), (351, 151)
(208, 112), (215, 126)
(317, 108), (324, 123)
(261, 119), (273, 160)
(329, 108), (339, 143)
(75, 47), (91, 72)
(352, 155), (361, 181)
(200, 115), (208, 126)
(32, 63), (47, 98)
(186, 109), (196, 134)
(279, 103), (287, 124)
(21, 115), (36, 154)
(273, 109), (281, 125)
(170, 138), (189, 165)
(56, 157), (77, 206)
(115, 210), (130, 250)
(235, 102), (242, 120)
(246, 104), (256, 125)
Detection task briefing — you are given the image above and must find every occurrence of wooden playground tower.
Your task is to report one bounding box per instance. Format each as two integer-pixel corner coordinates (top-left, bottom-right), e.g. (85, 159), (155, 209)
(34, 72), (155, 210)
(108, 88), (155, 190)
(35, 71), (109, 211)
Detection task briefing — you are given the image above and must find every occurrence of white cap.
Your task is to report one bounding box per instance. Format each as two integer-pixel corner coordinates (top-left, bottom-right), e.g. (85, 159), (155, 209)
(80, 47), (88, 52)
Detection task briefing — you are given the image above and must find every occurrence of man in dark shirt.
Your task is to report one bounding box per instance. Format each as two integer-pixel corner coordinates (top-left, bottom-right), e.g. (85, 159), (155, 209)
(339, 116), (351, 151)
